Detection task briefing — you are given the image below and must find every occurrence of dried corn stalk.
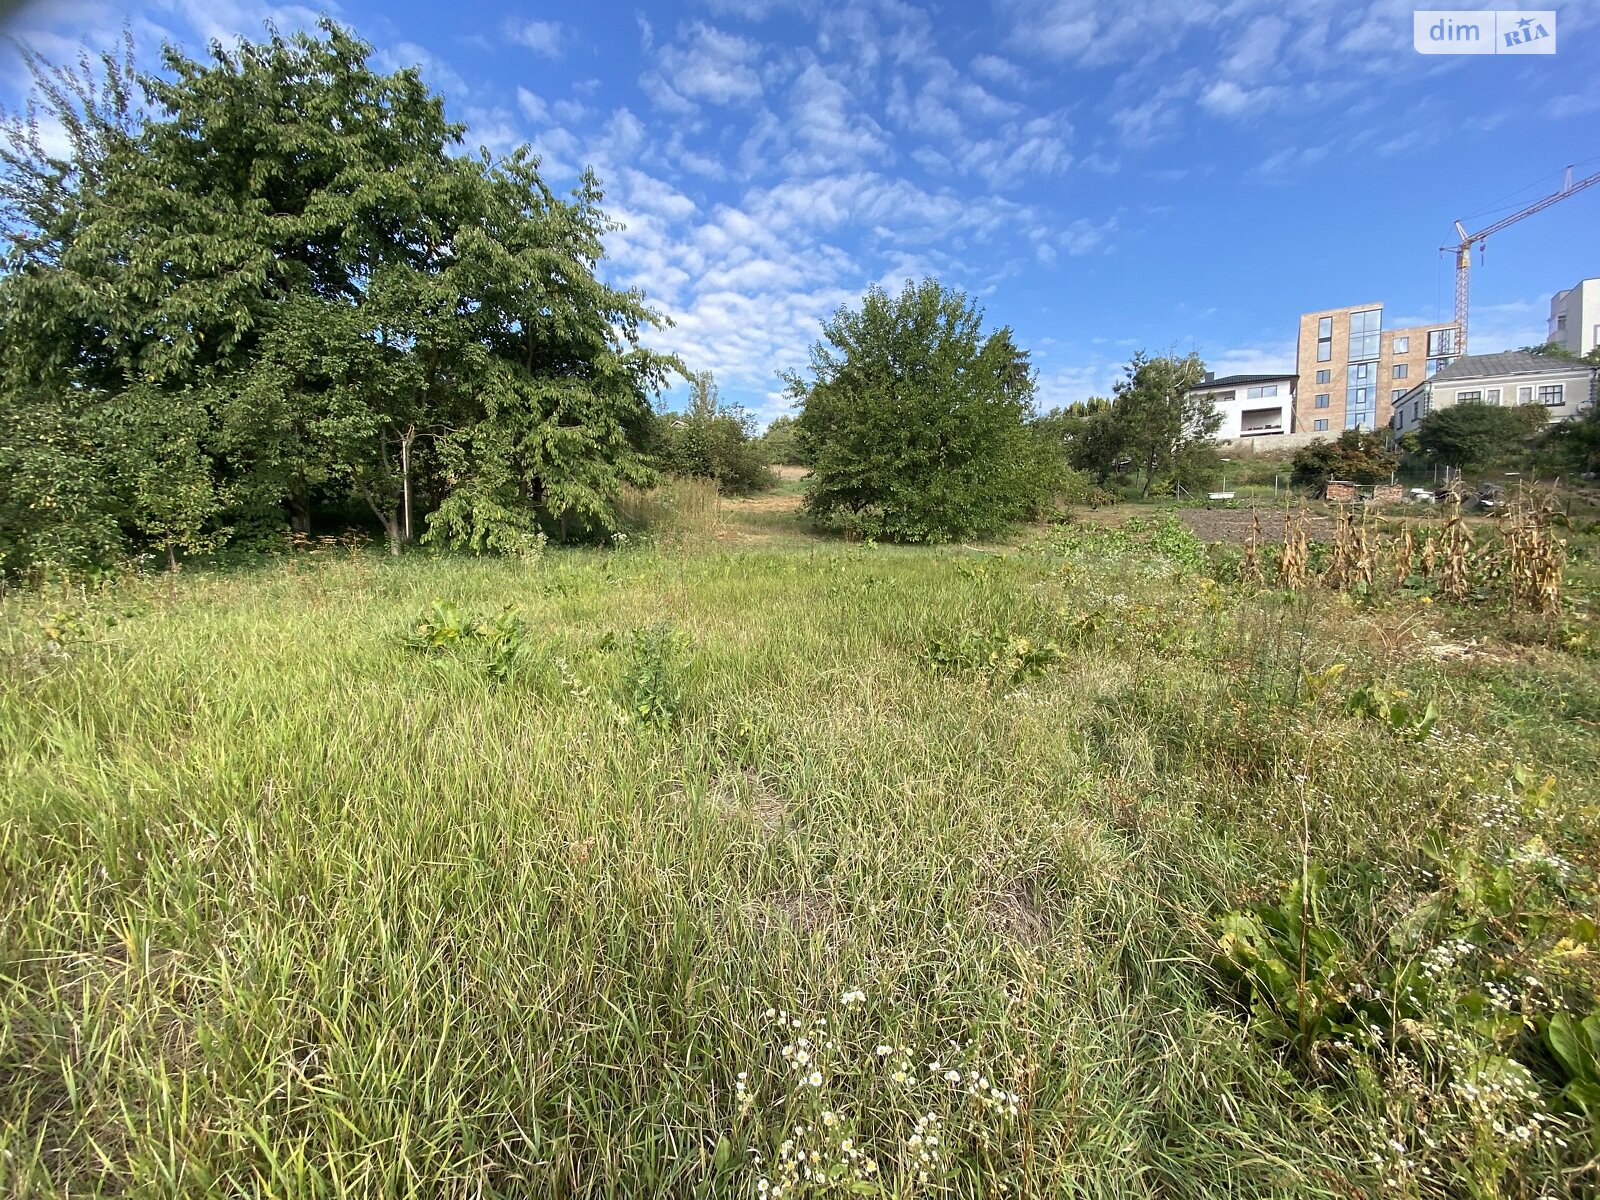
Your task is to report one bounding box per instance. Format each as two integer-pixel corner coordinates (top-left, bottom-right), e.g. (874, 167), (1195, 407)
(1392, 525), (1415, 586)
(1506, 494), (1564, 615)
(1241, 512), (1265, 587)
(1440, 496), (1474, 604)
(1323, 507), (1354, 590)
(1279, 510), (1310, 590)
(1352, 510), (1376, 591)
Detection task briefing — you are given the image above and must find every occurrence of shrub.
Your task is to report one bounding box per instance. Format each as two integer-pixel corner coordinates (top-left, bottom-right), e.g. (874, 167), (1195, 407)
(655, 372), (774, 495)
(752, 414), (806, 466)
(621, 623), (687, 728)
(1289, 429), (1398, 490)
(787, 279), (1053, 543)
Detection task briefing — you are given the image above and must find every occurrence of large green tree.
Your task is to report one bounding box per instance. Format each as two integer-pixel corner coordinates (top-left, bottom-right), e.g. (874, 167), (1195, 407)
(786, 279), (1051, 542)
(1110, 351), (1217, 497)
(0, 21), (678, 573)
(1412, 402), (1535, 474)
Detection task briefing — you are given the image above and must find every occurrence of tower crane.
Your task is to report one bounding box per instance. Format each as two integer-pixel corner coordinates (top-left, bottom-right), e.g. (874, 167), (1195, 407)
(1445, 164), (1600, 357)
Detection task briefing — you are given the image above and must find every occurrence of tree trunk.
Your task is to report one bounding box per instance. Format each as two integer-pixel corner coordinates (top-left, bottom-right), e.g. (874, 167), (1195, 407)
(400, 427), (415, 548)
(166, 540), (178, 572)
(288, 490), (311, 537)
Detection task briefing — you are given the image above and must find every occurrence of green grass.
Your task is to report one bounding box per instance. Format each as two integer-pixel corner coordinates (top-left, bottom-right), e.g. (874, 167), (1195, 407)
(3, 536), (1599, 1196)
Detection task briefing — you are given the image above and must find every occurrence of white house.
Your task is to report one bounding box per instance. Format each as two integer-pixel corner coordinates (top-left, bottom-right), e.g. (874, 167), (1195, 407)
(1189, 372), (1297, 441)
(1549, 278), (1600, 359)
(1391, 350), (1598, 434)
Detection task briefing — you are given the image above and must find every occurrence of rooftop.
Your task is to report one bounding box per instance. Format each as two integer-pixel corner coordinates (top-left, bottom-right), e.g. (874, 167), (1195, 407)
(1427, 350), (1595, 384)
(1192, 372), (1296, 391)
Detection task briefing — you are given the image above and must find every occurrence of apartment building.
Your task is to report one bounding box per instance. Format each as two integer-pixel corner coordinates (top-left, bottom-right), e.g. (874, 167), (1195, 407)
(1293, 304), (1459, 434)
(1548, 278), (1600, 358)
(1391, 350), (1598, 435)
(1190, 372), (1296, 440)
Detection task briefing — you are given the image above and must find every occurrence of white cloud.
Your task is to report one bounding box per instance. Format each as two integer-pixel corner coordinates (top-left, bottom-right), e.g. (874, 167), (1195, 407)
(1198, 79), (1280, 119)
(1250, 144), (1327, 182)
(374, 42), (467, 97)
(1035, 360), (1123, 408)
(777, 62), (892, 174)
(516, 87), (548, 123)
(658, 22), (765, 105)
(970, 53), (1028, 89)
(1206, 341), (1297, 377)
(1547, 93), (1600, 119)
(460, 105), (524, 156)
(507, 19), (563, 58)
(639, 71), (699, 115)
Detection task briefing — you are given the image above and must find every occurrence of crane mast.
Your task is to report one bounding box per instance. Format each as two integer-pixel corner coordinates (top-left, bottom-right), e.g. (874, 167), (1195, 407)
(1446, 164), (1600, 357)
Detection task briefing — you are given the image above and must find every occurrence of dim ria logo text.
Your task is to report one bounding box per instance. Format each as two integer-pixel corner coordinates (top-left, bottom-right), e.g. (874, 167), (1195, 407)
(1413, 9), (1556, 54)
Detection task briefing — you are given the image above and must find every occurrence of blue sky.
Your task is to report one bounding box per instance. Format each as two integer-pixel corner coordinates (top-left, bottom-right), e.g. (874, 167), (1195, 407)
(4, 0), (1598, 422)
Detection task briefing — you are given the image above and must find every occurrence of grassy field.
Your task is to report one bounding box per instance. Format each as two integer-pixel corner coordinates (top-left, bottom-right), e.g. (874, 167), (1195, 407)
(3, 512), (1600, 1197)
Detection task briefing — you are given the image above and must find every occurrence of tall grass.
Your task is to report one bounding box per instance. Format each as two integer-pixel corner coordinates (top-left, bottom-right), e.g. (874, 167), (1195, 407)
(617, 477), (723, 545)
(1, 537), (1597, 1196)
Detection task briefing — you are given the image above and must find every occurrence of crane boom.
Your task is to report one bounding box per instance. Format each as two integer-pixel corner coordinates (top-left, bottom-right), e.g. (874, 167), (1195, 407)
(1444, 164), (1600, 357)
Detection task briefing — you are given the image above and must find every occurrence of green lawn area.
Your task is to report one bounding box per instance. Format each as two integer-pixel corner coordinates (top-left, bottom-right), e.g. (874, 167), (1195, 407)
(3, 532), (1599, 1196)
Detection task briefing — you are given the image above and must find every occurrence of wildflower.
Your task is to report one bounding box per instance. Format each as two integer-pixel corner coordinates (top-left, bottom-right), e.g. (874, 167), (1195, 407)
(875, 1045), (893, 1056)
(821, 1111), (837, 1127)
(807, 1071), (823, 1088)
(840, 989), (866, 1005)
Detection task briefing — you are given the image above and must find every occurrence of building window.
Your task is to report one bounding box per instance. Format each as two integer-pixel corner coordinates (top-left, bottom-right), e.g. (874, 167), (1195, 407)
(1313, 419), (1329, 431)
(1486, 388), (1500, 405)
(1316, 315), (1332, 363)
(1413, 401), (1422, 423)
(1315, 369), (1330, 384)
(1427, 328), (1457, 356)
(1392, 364), (1408, 380)
(1394, 336), (1409, 353)
(1518, 385), (1533, 403)
(1314, 394), (1330, 408)
(1539, 384), (1565, 406)
(1348, 308), (1381, 362)
(1392, 389), (1405, 403)
(1456, 390), (1483, 403)
(1246, 384), (1278, 399)
(1426, 357), (1452, 376)
(1211, 390), (1236, 403)
(1318, 316), (1332, 337)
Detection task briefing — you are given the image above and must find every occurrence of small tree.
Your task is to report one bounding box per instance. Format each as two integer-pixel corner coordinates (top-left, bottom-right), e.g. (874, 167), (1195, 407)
(1414, 402), (1530, 475)
(1033, 398), (1126, 484)
(1110, 351), (1216, 496)
(788, 279), (1050, 542)
(656, 371), (773, 494)
(753, 414), (805, 466)
(1290, 429), (1398, 490)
